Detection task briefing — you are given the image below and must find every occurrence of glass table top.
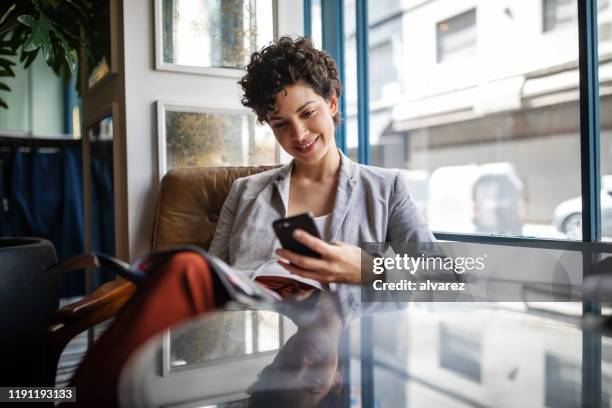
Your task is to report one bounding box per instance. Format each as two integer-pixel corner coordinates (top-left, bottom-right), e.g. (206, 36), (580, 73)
(116, 286), (609, 408)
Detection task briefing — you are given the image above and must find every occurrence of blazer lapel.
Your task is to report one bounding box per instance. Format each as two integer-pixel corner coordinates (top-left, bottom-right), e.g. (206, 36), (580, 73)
(271, 160), (293, 216)
(328, 152), (358, 242)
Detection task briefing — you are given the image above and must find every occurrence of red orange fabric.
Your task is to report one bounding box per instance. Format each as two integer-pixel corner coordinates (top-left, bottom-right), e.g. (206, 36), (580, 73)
(66, 252), (227, 407)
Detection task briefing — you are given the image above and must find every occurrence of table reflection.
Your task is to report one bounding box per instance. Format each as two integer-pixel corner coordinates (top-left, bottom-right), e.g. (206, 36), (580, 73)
(119, 288), (601, 408)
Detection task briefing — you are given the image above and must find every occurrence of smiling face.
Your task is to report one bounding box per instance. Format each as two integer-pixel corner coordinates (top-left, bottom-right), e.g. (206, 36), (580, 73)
(249, 327), (341, 407)
(267, 82), (338, 166)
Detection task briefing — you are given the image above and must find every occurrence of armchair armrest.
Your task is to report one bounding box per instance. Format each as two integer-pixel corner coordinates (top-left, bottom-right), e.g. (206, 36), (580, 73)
(45, 279), (136, 385)
(51, 279), (136, 324)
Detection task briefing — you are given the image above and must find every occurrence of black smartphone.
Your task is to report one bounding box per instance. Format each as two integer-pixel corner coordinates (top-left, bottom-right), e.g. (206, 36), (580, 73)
(273, 213), (322, 258)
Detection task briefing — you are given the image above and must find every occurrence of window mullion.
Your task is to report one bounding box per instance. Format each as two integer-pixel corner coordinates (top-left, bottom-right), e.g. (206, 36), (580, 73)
(577, 0), (602, 406)
(303, 0), (312, 38)
(356, 0), (370, 164)
(321, 0), (347, 153)
(579, 0), (602, 243)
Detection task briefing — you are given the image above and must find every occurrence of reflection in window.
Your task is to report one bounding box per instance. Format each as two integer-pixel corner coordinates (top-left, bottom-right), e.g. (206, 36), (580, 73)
(164, 109), (277, 171)
(544, 353), (581, 407)
(162, 0), (274, 69)
(436, 9), (477, 63)
(439, 323), (481, 383)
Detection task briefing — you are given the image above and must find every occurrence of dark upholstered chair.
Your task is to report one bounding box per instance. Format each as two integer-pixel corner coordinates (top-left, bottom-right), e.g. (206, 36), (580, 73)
(45, 165), (279, 385)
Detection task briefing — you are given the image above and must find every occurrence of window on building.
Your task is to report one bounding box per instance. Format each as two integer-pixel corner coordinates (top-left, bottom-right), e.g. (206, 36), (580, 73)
(369, 41), (396, 100)
(543, 0), (577, 32)
(544, 0), (609, 32)
(436, 9), (477, 63)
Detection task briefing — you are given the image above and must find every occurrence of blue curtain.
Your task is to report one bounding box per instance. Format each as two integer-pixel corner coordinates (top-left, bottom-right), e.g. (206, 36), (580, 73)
(90, 139), (115, 289)
(0, 137), (115, 297)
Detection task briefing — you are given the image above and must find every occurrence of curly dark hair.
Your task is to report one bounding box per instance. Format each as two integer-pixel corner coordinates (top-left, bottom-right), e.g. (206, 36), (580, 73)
(239, 36), (342, 125)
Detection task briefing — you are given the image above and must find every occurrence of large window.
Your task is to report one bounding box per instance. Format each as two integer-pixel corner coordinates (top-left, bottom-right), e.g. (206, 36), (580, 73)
(329, 0), (612, 406)
(345, 0), (586, 240)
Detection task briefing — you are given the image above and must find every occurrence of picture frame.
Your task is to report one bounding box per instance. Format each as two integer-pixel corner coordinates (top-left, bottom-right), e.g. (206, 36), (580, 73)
(153, 0), (278, 77)
(156, 100), (281, 180)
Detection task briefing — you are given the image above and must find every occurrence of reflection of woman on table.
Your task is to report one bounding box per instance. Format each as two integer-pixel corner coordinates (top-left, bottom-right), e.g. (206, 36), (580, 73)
(248, 292), (347, 408)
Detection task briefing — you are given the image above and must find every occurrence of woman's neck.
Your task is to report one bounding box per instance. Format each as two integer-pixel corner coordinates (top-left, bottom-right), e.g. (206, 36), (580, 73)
(292, 147), (341, 181)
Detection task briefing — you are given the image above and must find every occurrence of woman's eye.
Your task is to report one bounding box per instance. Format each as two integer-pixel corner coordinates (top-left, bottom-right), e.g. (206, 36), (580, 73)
(302, 110), (315, 117)
(273, 122), (286, 130)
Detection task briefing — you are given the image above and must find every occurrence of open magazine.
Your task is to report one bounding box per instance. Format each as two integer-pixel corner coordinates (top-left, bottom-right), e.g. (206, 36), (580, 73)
(47, 246), (282, 306)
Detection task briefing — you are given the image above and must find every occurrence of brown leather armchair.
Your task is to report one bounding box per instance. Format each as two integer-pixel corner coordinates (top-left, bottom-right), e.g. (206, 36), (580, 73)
(45, 165), (278, 385)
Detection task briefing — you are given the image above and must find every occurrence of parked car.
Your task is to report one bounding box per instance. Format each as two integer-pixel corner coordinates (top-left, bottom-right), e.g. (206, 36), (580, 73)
(552, 175), (612, 239)
(427, 163), (525, 235)
(472, 163), (524, 235)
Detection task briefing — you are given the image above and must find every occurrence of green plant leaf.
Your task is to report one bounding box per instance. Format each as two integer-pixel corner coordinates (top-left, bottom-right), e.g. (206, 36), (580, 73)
(59, 39), (77, 73)
(0, 57), (15, 68)
(0, 97), (8, 109)
(18, 14), (54, 66)
(20, 49), (38, 68)
(0, 82), (10, 92)
(0, 57), (15, 76)
(47, 23), (77, 74)
(16, 14), (35, 30)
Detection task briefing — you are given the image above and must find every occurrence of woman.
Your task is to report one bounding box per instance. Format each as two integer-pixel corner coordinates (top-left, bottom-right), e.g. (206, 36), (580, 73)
(209, 36), (434, 288)
(67, 37), (433, 407)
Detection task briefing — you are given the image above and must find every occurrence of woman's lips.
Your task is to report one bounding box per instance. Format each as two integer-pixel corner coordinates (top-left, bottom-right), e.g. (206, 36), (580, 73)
(294, 136), (319, 154)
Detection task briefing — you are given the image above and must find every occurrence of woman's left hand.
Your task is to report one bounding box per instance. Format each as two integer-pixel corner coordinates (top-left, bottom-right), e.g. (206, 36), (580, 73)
(275, 229), (371, 284)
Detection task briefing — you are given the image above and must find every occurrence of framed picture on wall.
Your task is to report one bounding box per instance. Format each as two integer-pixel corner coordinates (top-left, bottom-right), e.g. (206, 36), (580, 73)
(154, 0), (277, 76)
(156, 100), (281, 179)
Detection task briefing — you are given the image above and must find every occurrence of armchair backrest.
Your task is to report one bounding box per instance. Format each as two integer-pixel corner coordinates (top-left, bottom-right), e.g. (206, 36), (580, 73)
(152, 166), (280, 251)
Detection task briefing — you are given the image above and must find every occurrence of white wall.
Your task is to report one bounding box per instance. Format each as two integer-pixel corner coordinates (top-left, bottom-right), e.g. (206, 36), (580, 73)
(122, 0), (304, 259)
(399, 0), (581, 102)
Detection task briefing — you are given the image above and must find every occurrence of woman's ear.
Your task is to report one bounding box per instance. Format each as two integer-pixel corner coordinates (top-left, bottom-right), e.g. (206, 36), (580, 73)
(328, 93), (339, 116)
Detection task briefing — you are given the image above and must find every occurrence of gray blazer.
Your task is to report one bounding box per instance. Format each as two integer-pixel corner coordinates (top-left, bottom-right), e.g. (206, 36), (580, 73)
(209, 151), (434, 275)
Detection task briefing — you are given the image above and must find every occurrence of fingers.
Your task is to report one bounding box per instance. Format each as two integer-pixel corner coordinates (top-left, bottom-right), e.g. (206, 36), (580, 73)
(292, 230), (332, 257)
(277, 260), (334, 284)
(275, 248), (328, 270)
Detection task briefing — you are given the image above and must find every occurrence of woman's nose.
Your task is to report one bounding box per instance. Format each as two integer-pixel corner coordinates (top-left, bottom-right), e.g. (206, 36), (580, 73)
(291, 121), (308, 139)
